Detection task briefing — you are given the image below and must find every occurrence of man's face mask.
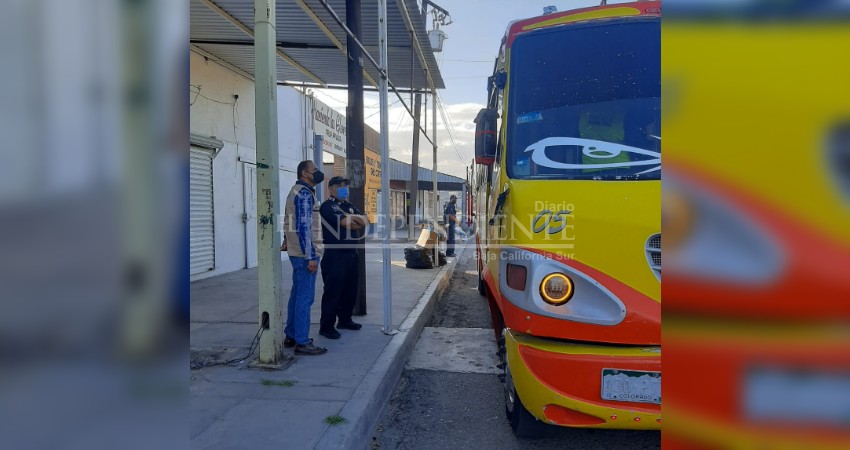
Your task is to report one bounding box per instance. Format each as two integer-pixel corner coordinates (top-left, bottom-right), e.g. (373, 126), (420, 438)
(311, 170), (325, 184)
(337, 186), (349, 199)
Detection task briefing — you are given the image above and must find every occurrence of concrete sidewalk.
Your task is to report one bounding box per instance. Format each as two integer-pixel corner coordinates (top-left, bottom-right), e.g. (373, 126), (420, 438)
(190, 242), (467, 450)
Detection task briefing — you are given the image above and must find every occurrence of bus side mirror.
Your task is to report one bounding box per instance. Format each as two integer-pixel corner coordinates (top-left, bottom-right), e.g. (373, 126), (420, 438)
(474, 108), (498, 165)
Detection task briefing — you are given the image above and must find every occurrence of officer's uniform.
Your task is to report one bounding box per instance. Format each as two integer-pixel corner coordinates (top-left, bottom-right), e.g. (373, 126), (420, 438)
(318, 189), (364, 335)
(444, 199), (457, 257)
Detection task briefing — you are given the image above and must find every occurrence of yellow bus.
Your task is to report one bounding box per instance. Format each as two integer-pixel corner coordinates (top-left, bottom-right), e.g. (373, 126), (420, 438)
(472, 2), (661, 436)
(663, 2), (850, 448)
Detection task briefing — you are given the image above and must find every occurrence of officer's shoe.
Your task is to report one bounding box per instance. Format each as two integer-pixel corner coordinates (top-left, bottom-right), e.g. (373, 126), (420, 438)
(337, 321), (362, 331)
(319, 328), (341, 339)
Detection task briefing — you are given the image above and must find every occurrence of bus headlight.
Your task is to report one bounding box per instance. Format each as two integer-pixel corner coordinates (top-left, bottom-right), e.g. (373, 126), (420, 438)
(540, 273), (574, 305)
(499, 247), (626, 325)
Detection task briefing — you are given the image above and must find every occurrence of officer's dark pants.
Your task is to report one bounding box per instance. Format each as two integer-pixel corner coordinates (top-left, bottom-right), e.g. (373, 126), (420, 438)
(320, 250), (359, 331)
(446, 224), (456, 256)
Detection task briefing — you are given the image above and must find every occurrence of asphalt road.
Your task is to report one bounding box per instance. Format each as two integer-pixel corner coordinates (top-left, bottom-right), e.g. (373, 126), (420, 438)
(368, 244), (661, 449)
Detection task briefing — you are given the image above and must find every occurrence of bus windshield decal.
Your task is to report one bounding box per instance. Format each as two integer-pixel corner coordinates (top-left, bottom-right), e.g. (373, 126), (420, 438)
(506, 19), (660, 180)
(524, 137), (661, 174)
(517, 112), (543, 124)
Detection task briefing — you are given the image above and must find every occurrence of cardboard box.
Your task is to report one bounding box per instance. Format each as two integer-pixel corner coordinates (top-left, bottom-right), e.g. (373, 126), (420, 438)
(416, 229), (438, 249)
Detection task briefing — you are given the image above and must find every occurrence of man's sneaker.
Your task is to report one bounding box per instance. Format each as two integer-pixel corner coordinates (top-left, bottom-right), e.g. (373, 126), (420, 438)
(285, 336), (311, 348)
(337, 321), (362, 331)
(294, 342), (327, 355)
(319, 329), (341, 339)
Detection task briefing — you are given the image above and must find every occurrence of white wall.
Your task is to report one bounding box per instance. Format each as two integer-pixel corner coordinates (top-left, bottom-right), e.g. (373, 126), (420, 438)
(190, 50), (307, 280)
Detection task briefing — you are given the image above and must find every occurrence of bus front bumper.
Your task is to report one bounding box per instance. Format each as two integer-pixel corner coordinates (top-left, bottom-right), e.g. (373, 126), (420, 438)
(506, 329), (661, 430)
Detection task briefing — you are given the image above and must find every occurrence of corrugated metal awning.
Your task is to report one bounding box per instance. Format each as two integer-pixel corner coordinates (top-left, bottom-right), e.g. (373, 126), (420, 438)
(388, 158), (464, 184)
(190, 0), (445, 89)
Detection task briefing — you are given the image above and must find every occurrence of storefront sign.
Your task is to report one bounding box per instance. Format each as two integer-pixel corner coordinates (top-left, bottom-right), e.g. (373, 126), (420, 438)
(312, 98), (346, 157)
(364, 147), (381, 224)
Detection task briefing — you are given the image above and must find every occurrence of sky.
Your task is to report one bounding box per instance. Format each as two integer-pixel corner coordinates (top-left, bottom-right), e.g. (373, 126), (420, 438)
(311, 0), (636, 179)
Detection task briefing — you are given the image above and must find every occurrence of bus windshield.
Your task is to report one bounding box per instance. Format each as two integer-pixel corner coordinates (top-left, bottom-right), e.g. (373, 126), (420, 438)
(507, 19), (660, 180)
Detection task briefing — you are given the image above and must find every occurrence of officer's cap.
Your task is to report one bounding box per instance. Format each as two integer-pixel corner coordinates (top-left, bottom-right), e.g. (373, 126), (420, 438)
(328, 176), (350, 186)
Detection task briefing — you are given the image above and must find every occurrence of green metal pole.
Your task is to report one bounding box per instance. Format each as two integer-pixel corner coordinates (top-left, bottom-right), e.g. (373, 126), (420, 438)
(254, 0), (284, 364)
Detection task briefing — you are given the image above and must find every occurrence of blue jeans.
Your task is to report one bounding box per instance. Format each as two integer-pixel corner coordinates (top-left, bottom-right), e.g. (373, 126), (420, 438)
(446, 224), (456, 255)
(284, 257), (318, 345)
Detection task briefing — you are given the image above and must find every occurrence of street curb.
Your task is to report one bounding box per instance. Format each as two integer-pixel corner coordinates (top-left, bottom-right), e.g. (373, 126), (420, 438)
(314, 245), (466, 450)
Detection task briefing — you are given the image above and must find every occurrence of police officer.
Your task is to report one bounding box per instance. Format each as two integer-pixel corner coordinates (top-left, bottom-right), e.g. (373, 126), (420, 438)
(318, 176), (369, 339)
(444, 194), (458, 257)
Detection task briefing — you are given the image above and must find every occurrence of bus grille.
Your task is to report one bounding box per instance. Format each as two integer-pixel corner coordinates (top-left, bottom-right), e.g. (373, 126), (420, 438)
(645, 234), (661, 281)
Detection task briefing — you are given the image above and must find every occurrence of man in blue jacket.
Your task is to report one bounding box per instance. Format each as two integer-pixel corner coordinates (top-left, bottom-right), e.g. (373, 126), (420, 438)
(282, 160), (326, 355)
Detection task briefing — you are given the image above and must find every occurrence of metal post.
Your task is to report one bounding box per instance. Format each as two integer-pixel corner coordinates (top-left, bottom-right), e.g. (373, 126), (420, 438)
(314, 135), (324, 201)
(408, 94), (421, 240)
(254, 0), (284, 364)
(346, 0), (367, 316)
(432, 90), (438, 265)
(378, 0), (393, 333)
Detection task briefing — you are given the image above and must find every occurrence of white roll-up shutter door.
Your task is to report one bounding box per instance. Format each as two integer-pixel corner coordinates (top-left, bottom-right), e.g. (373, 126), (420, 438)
(190, 146), (215, 275)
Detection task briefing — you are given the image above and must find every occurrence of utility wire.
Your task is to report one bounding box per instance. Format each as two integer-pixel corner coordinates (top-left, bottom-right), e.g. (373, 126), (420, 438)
(435, 90), (470, 165)
(311, 88), (347, 110)
(190, 85), (236, 106)
(316, 0), (436, 148)
(437, 94), (464, 156)
(365, 98), (402, 120)
(434, 47), (471, 167)
(191, 325), (264, 370)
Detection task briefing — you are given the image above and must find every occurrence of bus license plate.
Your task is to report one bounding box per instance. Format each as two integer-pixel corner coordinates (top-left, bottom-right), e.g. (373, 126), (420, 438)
(601, 369), (661, 404)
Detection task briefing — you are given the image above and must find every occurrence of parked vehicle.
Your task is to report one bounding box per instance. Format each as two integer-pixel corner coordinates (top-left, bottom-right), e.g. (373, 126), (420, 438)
(472, 2), (661, 436)
(663, 2), (850, 448)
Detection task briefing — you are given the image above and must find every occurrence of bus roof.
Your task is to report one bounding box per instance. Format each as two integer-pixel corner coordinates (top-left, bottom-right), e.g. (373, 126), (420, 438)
(505, 1), (661, 47)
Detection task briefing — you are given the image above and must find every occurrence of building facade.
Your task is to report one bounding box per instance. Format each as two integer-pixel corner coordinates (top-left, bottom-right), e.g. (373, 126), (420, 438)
(190, 50), (311, 280)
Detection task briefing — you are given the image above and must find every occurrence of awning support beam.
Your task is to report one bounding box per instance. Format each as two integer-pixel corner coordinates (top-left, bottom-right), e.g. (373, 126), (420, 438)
(191, 38), (338, 50)
(277, 81), (431, 94)
(191, 45), (254, 81)
(316, 0), (436, 148)
(293, 0), (379, 88)
(395, 0), (437, 92)
(199, 0), (327, 87)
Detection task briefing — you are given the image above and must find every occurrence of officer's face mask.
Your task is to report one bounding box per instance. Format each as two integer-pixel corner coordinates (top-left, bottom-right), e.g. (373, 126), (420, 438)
(337, 186), (349, 199)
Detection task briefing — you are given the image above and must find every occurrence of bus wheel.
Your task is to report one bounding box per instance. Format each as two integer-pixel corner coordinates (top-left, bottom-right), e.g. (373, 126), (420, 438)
(502, 333), (544, 438)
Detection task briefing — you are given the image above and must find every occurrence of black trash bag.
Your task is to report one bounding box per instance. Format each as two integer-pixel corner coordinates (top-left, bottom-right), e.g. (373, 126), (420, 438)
(406, 255), (433, 269)
(404, 245), (433, 269)
(438, 250), (447, 266)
